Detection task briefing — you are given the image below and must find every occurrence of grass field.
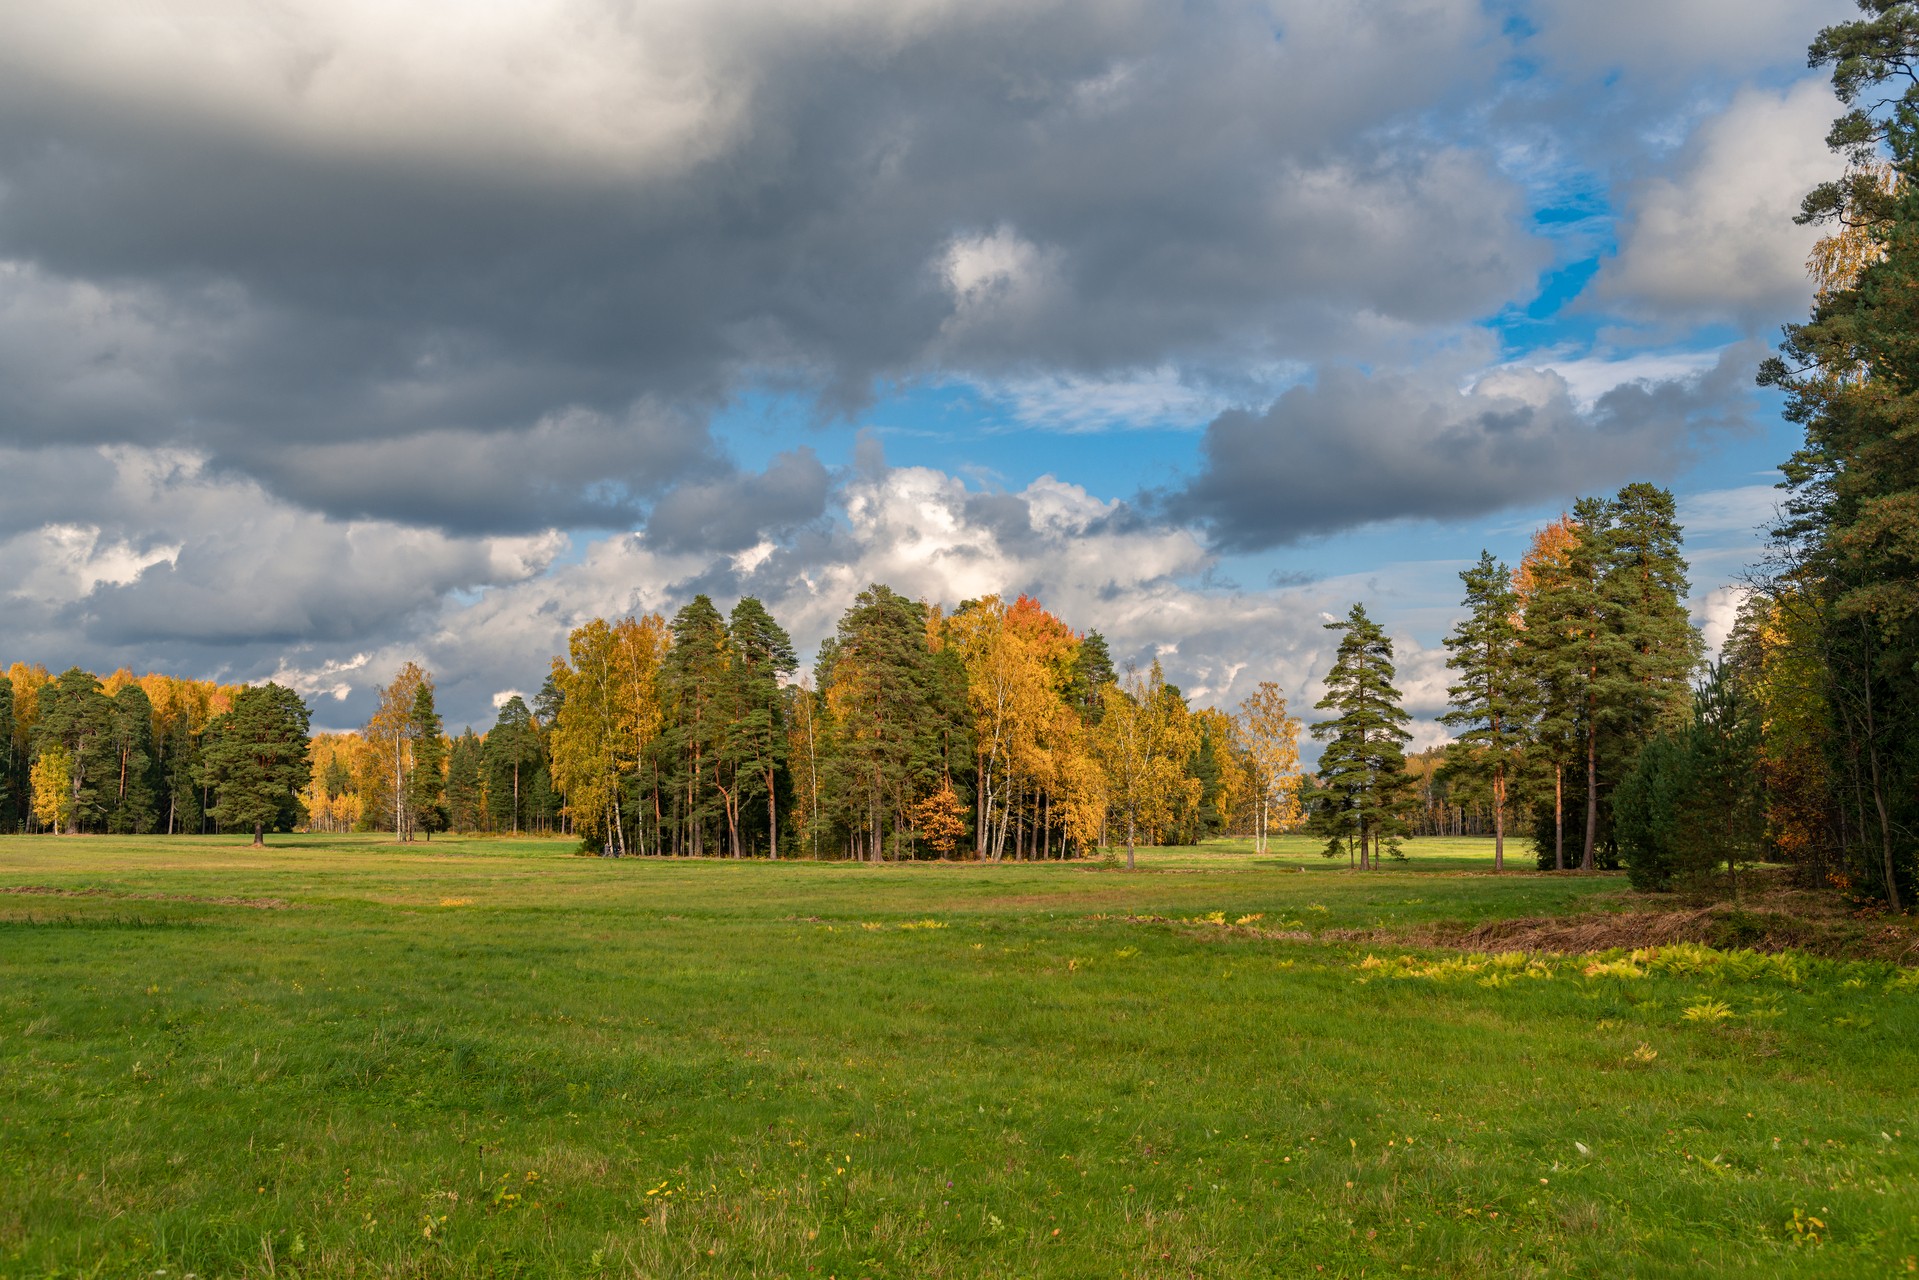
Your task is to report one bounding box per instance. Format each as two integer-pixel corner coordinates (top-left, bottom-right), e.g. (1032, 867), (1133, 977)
(2, 834), (1915, 1278)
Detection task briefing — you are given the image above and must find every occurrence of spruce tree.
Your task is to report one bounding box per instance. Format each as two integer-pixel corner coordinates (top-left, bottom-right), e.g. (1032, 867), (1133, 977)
(406, 683), (448, 839)
(202, 684), (312, 846)
(1310, 604), (1413, 869)
(1440, 551), (1528, 871)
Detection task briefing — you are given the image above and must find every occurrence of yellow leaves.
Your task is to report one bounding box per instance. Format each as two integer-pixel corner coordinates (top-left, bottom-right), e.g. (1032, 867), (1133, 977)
(1581, 959), (1645, 980)
(1234, 681), (1302, 842)
(1095, 660), (1202, 848)
(1808, 163), (1898, 299)
(1349, 950), (1552, 984)
(1681, 998), (1735, 1023)
(549, 611), (670, 843)
(1786, 1208), (1826, 1247)
(1627, 1043), (1659, 1066)
(28, 743), (72, 830)
(438, 897), (473, 907)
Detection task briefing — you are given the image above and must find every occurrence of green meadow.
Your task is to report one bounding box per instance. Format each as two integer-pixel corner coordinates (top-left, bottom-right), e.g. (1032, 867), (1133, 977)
(2, 835), (1915, 1279)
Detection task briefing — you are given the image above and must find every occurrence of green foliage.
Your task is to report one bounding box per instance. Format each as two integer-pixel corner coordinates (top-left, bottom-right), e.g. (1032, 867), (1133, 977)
(1310, 604), (1412, 867)
(484, 695), (542, 835)
(1756, 1), (1919, 907)
(31, 668), (117, 834)
(660, 595), (734, 855)
(820, 585), (949, 861)
(1440, 551), (1528, 869)
(446, 729), (485, 833)
(406, 683), (448, 838)
(723, 596), (799, 857)
(106, 684), (161, 835)
(1521, 487), (1700, 872)
(201, 683), (313, 844)
(1616, 664), (1764, 893)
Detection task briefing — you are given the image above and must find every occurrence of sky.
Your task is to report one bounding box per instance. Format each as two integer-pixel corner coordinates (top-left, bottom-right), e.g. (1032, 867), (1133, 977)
(0, 0), (1856, 745)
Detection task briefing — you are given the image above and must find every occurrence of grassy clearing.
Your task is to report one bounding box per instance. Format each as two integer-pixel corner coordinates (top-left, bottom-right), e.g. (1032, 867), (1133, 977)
(1, 834), (1915, 1278)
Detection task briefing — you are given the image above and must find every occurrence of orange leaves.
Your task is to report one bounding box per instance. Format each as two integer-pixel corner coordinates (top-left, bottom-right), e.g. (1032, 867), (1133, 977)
(1512, 515), (1579, 608)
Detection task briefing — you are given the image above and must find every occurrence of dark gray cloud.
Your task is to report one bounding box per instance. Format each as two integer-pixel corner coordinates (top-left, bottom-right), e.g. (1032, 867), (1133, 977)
(643, 448), (832, 553)
(1165, 342), (1762, 552)
(0, 0), (1546, 543)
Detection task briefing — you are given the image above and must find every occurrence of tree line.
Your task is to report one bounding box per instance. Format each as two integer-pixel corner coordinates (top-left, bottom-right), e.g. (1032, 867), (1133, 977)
(0, 665), (311, 845)
(353, 589), (1312, 868)
(0, 488), (1752, 890)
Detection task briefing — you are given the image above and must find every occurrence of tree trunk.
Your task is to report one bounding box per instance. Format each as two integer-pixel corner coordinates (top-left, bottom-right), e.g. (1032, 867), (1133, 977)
(766, 768), (779, 860)
(253, 821), (264, 848)
(1553, 764), (1564, 872)
(1582, 724), (1598, 872)
(1492, 765), (1505, 873)
(1860, 660), (1903, 912)
(1126, 813), (1136, 871)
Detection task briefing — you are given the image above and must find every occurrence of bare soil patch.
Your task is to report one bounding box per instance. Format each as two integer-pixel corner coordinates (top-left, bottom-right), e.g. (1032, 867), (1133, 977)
(1330, 885), (1919, 965)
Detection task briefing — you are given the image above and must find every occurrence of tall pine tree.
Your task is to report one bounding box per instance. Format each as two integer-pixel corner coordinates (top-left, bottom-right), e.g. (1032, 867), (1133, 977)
(1756, 2), (1919, 908)
(203, 684), (312, 846)
(724, 597), (798, 858)
(1440, 551), (1528, 871)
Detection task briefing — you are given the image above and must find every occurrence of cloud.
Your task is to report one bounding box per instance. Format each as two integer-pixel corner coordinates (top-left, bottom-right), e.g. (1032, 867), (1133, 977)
(0, 447), (562, 666)
(643, 448), (833, 553)
(1592, 79), (1836, 325)
(1165, 342), (1762, 552)
(1527, 1), (1843, 84)
(0, 0), (1548, 535)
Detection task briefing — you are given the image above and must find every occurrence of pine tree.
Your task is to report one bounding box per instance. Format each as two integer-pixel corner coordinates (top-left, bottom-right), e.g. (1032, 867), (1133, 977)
(485, 695), (541, 835)
(106, 684), (162, 835)
(1753, 3), (1919, 907)
(1441, 551), (1528, 871)
(1519, 488), (1699, 871)
(162, 713), (204, 836)
(202, 684), (312, 846)
(447, 728), (485, 832)
(32, 669), (117, 835)
(821, 585), (938, 862)
(1310, 605), (1413, 869)
(724, 597), (798, 858)
(660, 596), (733, 856)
